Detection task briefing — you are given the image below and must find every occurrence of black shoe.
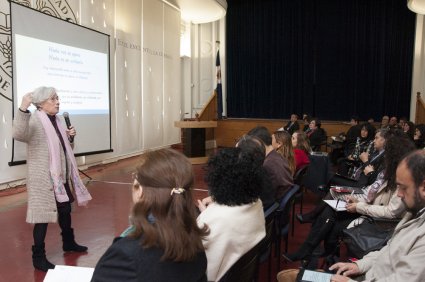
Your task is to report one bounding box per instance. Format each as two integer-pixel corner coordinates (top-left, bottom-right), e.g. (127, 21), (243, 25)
(63, 242), (88, 252)
(296, 213), (314, 224)
(32, 244), (55, 272)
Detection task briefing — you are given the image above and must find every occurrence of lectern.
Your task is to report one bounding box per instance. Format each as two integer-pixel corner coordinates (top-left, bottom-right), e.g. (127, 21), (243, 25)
(174, 121), (217, 164)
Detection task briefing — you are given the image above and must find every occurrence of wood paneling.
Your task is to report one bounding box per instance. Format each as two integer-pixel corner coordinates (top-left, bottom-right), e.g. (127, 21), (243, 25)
(416, 92), (425, 125)
(215, 119), (352, 148)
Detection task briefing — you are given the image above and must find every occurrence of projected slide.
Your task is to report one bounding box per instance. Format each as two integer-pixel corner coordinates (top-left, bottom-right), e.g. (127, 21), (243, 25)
(10, 1), (112, 164)
(15, 35), (109, 115)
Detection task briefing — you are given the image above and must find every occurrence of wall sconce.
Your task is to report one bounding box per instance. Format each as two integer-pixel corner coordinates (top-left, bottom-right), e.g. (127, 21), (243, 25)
(408, 0), (425, 14)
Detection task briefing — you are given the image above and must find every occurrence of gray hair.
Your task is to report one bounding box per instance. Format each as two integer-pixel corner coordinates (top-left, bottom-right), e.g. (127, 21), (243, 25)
(32, 86), (56, 108)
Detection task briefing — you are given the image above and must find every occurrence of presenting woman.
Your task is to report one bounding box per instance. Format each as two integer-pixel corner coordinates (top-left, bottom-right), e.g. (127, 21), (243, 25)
(13, 87), (92, 272)
(91, 149), (208, 282)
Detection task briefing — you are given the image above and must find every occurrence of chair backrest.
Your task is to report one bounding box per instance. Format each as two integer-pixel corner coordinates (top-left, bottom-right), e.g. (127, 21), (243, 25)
(218, 240), (262, 282)
(259, 202), (280, 261)
(276, 185), (300, 231)
(294, 165), (309, 186)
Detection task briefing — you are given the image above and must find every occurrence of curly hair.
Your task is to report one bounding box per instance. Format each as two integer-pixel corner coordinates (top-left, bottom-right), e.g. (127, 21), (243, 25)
(273, 131), (296, 175)
(206, 147), (264, 206)
(383, 130), (416, 191)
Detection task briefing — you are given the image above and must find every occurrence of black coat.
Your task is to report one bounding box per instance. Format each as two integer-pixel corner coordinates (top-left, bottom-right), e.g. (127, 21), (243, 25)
(91, 237), (207, 282)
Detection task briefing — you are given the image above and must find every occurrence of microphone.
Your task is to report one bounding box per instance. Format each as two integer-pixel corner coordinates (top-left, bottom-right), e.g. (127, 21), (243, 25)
(63, 112), (74, 143)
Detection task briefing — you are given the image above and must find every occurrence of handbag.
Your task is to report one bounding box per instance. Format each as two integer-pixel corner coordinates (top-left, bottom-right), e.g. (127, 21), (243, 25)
(342, 217), (397, 259)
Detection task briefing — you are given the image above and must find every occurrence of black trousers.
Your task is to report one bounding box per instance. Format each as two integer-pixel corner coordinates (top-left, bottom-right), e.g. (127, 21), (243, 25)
(33, 202), (72, 246)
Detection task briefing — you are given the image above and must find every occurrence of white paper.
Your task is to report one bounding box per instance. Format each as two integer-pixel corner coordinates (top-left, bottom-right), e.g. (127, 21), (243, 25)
(44, 265), (94, 282)
(323, 199), (347, 211)
(301, 269), (333, 282)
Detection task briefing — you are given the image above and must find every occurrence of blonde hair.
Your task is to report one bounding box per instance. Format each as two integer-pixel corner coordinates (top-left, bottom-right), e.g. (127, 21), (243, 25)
(274, 131), (296, 175)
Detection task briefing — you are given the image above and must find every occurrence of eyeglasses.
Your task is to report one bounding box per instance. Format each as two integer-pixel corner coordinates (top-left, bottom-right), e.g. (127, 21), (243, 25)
(49, 95), (59, 101)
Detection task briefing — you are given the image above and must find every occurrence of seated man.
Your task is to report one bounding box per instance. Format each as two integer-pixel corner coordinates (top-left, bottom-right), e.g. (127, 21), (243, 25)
(283, 114), (300, 135)
(329, 150), (425, 282)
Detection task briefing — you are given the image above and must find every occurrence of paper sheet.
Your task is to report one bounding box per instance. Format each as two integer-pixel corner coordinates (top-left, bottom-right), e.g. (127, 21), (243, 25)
(323, 199), (347, 211)
(44, 265), (94, 282)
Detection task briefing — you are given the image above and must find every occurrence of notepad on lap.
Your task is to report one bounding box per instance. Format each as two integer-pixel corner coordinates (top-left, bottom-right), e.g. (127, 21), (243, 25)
(323, 199), (347, 211)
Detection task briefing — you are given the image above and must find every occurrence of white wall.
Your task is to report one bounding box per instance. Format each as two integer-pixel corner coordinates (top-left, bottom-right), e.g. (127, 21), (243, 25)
(0, 0), (181, 188)
(411, 14), (425, 121)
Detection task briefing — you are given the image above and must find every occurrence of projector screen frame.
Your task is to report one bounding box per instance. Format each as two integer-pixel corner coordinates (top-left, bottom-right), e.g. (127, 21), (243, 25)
(8, 1), (113, 166)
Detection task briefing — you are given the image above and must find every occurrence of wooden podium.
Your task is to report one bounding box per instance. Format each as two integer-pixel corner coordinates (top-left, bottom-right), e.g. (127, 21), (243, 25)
(174, 121), (217, 164)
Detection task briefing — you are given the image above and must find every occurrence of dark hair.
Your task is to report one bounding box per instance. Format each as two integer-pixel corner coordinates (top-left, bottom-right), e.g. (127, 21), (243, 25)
(404, 121), (415, 140)
(130, 148), (208, 262)
(415, 124), (425, 148)
(403, 150), (425, 188)
(311, 118), (321, 128)
(206, 147), (263, 206)
(383, 130), (416, 191)
(236, 135), (266, 166)
(247, 126), (272, 146)
(351, 115), (360, 123)
(360, 122), (375, 141)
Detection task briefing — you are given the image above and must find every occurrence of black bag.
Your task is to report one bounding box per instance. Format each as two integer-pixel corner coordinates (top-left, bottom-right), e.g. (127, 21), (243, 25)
(342, 217), (397, 259)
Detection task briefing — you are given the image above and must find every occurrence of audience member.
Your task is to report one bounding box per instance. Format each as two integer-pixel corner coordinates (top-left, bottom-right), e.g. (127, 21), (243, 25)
(330, 129), (387, 188)
(302, 114), (311, 132)
(292, 131), (311, 171)
(248, 126), (293, 199)
(91, 149), (208, 282)
(399, 116), (408, 129)
(380, 115), (389, 129)
(236, 135), (275, 210)
(337, 123), (374, 176)
(329, 150), (425, 282)
(283, 114), (300, 135)
(273, 131), (296, 175)
(389, 116), (398, 129)
(284, 132), (414, 264)
(414, 124), (425, 149)
(197, 147), (265, 281)
(403, 121), (415, 140)
(305, 118), (327, 151)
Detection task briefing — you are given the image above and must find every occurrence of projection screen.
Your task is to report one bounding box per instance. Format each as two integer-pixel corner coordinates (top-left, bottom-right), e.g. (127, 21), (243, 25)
(10, 2), (112, 165)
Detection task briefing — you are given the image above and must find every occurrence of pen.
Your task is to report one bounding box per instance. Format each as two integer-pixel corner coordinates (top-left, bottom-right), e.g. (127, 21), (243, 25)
(336, 199), (340, 209)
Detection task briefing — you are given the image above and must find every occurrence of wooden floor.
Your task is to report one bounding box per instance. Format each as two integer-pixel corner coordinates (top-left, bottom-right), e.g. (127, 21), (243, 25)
(0, 151), (317, 282)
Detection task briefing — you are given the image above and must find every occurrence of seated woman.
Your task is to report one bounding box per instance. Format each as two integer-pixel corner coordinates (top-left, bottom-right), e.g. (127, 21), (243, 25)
(403, 121), (415, 140)
(197, 147), (266, 282)
(305, 118), (326, 151)
(236, 135), (275, 210)
(272, 130), (296, 175)
(91, 149), (209, 282)
(283, 132), (415, 264)
(337, 123), (375, 176)
(414, 123), (425, 149)
(292, 131), (311, 171)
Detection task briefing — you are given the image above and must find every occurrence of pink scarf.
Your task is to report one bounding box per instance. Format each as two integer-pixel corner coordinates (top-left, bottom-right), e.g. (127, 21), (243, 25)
(36, 110), (92, 206)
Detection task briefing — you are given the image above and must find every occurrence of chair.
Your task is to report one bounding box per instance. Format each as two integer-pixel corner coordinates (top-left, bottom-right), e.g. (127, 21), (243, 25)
(218, 240), (262, 282)
(291, 165), (309, 236)
(274, 184), (300, 269)
(258, 202), (280, 282)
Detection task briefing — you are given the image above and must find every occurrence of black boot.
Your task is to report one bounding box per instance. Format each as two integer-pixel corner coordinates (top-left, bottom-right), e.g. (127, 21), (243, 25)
(32, 243), (55, 272)
(283, 214), (336, 262)
(61, 228), (88, 252)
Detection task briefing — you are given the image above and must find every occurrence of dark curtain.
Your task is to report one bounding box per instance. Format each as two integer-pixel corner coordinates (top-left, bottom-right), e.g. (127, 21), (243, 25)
(226, 0), (416, 121)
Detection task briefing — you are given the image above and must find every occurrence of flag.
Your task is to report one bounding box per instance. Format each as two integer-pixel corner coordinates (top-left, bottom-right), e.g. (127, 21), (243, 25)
(215, 49), (223, 120)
